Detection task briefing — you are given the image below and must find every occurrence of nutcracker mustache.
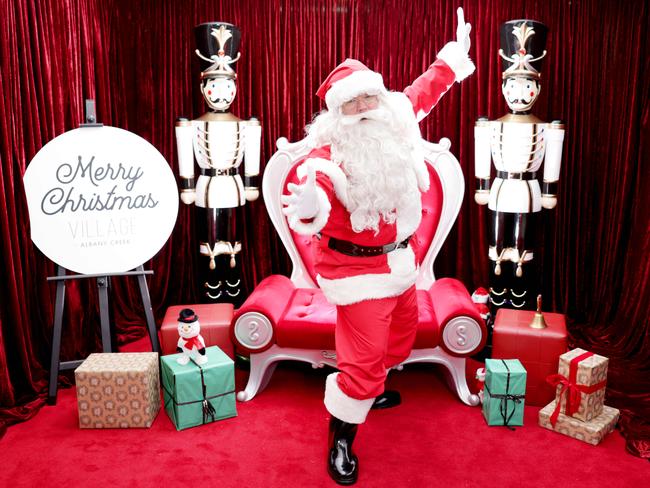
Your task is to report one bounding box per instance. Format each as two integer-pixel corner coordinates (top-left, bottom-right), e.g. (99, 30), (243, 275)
(507, 96), (533, 104)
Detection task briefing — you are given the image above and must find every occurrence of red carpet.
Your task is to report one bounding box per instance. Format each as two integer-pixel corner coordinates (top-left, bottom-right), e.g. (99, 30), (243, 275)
(0, 339), (647, 487)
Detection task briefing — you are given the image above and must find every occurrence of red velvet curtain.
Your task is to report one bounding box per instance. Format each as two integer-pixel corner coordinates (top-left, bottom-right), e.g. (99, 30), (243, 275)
(1, 0), (648, 456)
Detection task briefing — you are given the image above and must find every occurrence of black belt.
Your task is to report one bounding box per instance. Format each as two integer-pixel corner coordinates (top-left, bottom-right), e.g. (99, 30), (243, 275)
(327, 235), (411, 257)
(496, 171), (537, 180)
(200, 168), (237, 176)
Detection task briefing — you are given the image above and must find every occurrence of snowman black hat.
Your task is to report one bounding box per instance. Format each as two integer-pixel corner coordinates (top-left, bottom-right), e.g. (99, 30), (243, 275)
(178, 308), (199, 323)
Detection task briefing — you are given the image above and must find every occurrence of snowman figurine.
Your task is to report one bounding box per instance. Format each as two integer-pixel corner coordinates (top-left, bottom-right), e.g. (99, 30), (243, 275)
(176, 308), (208, 365)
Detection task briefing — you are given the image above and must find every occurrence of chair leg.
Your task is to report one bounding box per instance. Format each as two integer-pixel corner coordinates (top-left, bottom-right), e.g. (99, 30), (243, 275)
(400, 348), (480, 406)
(236, 349), (279, 402)
(442, 355), (480, 406)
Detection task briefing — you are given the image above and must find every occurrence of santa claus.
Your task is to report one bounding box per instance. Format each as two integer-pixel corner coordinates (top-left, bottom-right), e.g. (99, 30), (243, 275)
(282, 8), (475, 485)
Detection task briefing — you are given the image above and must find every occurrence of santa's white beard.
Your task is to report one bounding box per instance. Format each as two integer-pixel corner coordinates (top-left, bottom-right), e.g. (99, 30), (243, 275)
(307, 93), (424, 233)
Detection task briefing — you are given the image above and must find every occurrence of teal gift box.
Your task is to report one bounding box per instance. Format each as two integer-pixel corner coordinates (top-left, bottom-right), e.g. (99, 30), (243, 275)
(482, 358), (526, 427)
(161, 346), (237, 430)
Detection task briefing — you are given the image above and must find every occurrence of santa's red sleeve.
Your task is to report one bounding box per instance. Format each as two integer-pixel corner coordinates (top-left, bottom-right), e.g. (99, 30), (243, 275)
(404, 42), (475, 122)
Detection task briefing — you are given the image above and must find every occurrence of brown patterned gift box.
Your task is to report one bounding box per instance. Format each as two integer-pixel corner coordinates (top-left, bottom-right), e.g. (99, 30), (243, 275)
(75, 352), (160, 428)
(538, 400), (619, 445)
(549, 348), (608, 422)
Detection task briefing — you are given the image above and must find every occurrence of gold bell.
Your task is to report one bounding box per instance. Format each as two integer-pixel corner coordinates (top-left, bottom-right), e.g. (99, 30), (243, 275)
(529, 294), (548, 329)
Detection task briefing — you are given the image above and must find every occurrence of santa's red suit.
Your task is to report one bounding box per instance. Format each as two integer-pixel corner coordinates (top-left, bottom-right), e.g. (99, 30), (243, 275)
(287, 49), (474, 425)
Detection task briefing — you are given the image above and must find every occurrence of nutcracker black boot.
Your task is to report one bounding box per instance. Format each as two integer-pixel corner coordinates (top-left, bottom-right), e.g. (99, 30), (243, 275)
(327, 416), (359, 485)
(371, 390), (401, 409)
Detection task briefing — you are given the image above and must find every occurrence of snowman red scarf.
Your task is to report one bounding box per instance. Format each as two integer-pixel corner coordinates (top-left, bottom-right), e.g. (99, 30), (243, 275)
(181, 335), (204, 351)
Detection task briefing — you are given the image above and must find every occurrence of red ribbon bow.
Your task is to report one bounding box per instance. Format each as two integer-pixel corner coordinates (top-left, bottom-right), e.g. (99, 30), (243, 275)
(546, 351), (607, 427)
(182, 335), (202, 351)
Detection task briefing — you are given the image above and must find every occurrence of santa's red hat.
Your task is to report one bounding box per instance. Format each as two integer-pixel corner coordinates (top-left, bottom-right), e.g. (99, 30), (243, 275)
(316, 58), (387, 111)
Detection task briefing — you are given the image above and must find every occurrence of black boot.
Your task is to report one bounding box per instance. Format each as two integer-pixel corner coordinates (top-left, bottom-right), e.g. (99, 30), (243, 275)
(327, 416), (359, 485)
(371, 390), (401, 410)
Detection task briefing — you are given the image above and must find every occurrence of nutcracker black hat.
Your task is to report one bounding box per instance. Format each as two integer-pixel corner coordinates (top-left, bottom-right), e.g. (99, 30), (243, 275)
(194, 22), (241, 80)
(178, 308), (199, 323)
(499, 19), (548, 80)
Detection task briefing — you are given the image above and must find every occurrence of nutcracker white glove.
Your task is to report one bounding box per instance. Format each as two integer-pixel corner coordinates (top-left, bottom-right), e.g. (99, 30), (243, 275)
(245, 188), (260, 202)
(541, 195), (557, 209)
(180, 190), (196, 205)
(281, 165), (320, 220)
(474, 191), (489, 205)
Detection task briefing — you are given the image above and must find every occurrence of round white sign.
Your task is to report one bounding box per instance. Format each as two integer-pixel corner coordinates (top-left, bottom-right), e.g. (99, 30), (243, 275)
(23, 126), (179, 274)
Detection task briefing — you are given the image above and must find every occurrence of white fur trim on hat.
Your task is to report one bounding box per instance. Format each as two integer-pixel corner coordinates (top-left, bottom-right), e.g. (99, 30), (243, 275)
(317, 246), (418, 305)
(287, 186), (331, 235)
(471, 288), (489, 304)
(297, 158), (349, 208)
(325, 70), (387, 110)
(436, 41), (476, 82)
(324, 372), (374, 424)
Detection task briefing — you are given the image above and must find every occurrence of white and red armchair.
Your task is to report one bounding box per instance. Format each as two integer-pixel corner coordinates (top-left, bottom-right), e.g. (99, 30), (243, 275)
(231, 135), (486, 405)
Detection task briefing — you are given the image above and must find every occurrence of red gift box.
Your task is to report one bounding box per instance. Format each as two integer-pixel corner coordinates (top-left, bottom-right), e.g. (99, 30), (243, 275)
(161, 303), (234, 358)
(492, 308), (568, 406)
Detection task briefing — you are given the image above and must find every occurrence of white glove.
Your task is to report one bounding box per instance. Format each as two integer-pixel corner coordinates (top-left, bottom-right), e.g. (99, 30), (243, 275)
(245, 188), (259, 202)
(456, 7), (471, 55)
(180, 190), (196, 205)
(474, 192), (489, 206)
(281, 165), (320, 220)
(541, 195), (557, 209)
(437, 7), (474, 82)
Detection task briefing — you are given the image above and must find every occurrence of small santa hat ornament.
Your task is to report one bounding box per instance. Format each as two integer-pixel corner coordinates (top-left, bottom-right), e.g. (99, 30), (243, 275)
(471, 287), (489, 304)
(316, 58), (387, 111)
(471, 288), (490, 323)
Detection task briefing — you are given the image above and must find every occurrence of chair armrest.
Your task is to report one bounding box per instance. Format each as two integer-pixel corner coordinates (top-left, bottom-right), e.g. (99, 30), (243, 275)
(231, 275), (296, 353)
(428, 278), (487, 357)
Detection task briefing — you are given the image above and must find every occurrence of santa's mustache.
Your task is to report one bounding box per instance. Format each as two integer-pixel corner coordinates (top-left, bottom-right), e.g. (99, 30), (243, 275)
(339, 107), (391, 126)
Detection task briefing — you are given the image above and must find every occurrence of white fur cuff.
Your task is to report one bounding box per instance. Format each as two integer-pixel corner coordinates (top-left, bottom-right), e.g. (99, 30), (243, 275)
(317, 247), (418, 305)
(324, 373), (374, 424)
(297, 158), (349, 208)
(436, 42), (476, 82)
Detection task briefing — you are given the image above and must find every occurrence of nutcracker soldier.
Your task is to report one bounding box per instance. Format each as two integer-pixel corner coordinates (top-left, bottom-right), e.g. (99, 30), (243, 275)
(176, 22), (261, 305)
(474, 19), (565, 311)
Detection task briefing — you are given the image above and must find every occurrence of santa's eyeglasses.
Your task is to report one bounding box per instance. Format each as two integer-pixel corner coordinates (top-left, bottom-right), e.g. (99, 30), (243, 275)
(341, 94), (379, 115)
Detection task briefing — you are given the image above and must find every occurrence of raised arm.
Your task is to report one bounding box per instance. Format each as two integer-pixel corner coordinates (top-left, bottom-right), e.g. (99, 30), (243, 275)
(404, 7), (475, 122)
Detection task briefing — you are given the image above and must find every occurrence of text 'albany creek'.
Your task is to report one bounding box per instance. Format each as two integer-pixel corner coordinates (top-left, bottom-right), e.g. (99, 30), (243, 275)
(68, 217), (136, 248)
